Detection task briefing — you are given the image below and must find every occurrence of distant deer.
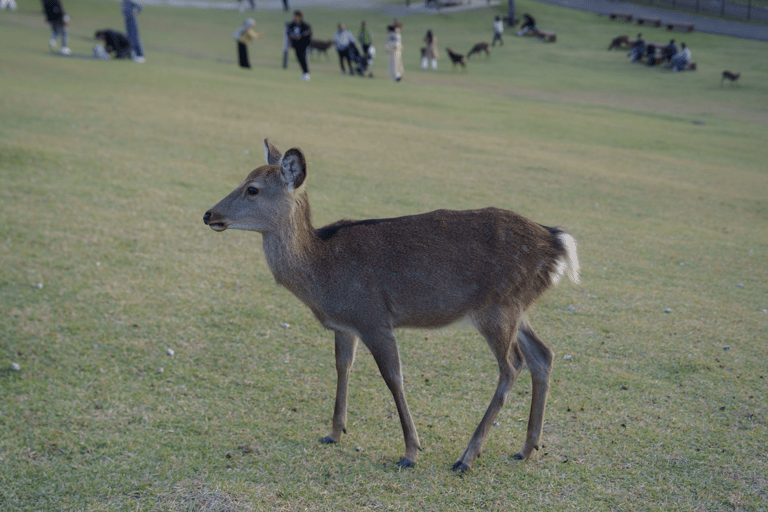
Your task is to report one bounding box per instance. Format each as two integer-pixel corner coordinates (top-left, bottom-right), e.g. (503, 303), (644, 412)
(721, 70), (740, 86)
(608, 35), (630, 50)
(204, 139), (580, 471)
(445, 47), (467, 69)
(467, 42), (490, 59)
(309, 39), (332, 59)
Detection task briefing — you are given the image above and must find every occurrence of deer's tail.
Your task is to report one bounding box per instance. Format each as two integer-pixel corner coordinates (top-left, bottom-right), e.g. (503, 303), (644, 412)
(545, 227), (580, 286)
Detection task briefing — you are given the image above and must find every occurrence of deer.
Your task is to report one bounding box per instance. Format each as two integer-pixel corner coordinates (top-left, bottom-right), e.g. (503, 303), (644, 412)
(467, 42), (490, 59)
(445, 47), (467, 69)
(721, 70), (740, 86)
(203, 139), (580, 471)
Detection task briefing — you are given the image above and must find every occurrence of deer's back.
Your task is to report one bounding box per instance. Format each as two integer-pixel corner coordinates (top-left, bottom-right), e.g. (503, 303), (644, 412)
(306, 208), (564, 329)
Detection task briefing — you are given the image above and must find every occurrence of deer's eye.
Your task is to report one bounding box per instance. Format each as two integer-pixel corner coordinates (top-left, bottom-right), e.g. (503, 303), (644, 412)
(247, 187), (259, 196)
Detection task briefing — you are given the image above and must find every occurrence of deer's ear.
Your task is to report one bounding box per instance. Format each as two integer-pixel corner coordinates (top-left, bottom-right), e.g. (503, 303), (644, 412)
(264, 138), (282, 165)
(279, 148), (307, 190)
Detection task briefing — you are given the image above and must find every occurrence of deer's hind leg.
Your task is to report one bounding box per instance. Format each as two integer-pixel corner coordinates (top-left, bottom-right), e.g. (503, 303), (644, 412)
(453, 307), (525, 472)
(514, 321), (554, 460)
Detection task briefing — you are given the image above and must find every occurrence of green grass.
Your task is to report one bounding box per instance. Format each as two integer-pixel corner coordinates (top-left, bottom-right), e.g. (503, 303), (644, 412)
(1, 1), (767, 510)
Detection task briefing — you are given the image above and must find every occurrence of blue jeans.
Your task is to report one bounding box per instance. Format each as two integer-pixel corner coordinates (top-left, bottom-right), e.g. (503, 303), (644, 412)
(50, 21), (68, 47)
(672, 56), (687, 71)
(125, 15), (143, 57)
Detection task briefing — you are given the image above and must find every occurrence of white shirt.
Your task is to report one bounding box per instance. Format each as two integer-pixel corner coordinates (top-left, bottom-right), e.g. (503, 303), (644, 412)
(335, 29), (356, 50)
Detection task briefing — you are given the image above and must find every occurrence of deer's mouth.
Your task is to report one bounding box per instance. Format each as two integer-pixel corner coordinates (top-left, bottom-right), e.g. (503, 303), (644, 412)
(203, 211), (228, 231)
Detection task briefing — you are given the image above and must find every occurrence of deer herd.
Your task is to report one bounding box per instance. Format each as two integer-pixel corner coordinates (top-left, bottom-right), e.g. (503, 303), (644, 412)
(204, 138), (580, 471)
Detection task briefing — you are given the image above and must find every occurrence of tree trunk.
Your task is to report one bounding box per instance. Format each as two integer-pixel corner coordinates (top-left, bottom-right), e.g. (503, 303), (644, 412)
(507, 0), (516, 26)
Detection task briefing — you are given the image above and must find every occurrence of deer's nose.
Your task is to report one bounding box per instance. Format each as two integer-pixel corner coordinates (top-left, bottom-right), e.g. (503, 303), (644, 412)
(203, 211), (211, 225)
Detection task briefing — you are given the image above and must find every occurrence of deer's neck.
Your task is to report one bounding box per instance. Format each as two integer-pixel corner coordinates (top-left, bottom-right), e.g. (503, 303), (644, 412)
(261, 192), (317, 297)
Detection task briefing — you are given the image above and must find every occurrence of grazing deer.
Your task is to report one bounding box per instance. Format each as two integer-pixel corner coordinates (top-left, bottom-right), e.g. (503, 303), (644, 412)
(467, 42), (490, 59)
(203, 139), (580, 471)
(445, 47), (466, 69)
(608, 35), (630, 50)
(721, 70), (740, 86)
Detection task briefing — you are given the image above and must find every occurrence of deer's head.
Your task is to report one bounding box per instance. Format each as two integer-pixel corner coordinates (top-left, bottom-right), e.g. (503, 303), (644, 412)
(203, 139), (306, 233)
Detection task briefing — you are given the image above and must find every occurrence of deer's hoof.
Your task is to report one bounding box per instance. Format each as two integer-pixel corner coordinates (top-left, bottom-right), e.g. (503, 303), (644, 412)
(319, 436), (338, 445)
(513, 452), (526, 460)
(396, 457), (415, 468)
(452, 461), (471, 472)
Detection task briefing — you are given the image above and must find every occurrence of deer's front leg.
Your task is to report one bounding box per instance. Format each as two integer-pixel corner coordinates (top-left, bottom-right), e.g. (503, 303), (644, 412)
(361, 328), (422, 468)
(320, 330), (358, 445)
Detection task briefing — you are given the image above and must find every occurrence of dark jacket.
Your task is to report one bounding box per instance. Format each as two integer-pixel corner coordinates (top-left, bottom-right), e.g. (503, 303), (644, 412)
(103, 30), (132, 56)
(42, 0), (65, 23)
(663, 43), (678, 60)
(287, 21), (312, 48)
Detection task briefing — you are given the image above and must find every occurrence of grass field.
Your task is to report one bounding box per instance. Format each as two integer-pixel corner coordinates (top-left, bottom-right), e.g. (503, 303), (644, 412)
(1, 0), (767, 510)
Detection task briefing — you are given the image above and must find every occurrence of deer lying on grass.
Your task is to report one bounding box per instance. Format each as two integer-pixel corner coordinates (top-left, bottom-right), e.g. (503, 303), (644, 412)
(203, 139), (580, 471)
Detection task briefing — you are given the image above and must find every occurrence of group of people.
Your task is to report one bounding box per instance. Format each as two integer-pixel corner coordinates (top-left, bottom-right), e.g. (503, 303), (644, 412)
(42, 0), (145, 62)
(236, 12), (405, 83)
(236, 11), (311, 80)
(331, 19), (402, 81)
(628, 34), (692, 71)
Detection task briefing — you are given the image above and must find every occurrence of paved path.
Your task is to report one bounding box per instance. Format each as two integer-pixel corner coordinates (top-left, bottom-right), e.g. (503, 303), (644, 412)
(535, 0), (768, 41)
(139, 0), (768, 41)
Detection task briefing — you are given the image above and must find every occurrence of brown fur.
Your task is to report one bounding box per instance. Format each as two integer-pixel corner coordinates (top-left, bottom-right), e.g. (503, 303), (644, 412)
(467, 42), (490, 59)
(445, 47), (466, 69)
(608, 35), (630, 50)
(204, 139), (580, 471)
(309, 39), (332, 59)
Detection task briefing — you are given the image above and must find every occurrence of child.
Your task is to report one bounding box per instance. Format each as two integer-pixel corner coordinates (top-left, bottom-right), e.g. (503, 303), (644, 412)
(233, 18), (263, 69)
(421, 29), (438, 70)
(42, 0), (70, 55)
(492, 16), (504, 46)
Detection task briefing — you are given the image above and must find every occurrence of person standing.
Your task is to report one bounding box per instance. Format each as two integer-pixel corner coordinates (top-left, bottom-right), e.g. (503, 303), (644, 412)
(237, 0), (255, 13)
(1, 0), (18, 11)
(122, 0), (145, 63)
(358, 20), (372, 57)
(42, 0), (70, 55)
(421, 29), (438, 70)
(492, 15), (504, 46)
(233, 18), (263, 69)
(334, 23), (357, 75)
(287, 10), (312, 81)
(384, 24), (403, 82)
(282, 20), (290, 69)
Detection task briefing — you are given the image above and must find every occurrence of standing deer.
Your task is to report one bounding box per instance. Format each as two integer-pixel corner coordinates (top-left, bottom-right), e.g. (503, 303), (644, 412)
(203, 139), (580, 471)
